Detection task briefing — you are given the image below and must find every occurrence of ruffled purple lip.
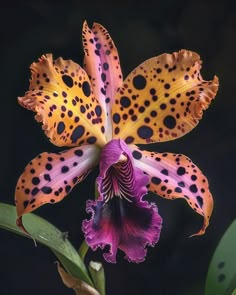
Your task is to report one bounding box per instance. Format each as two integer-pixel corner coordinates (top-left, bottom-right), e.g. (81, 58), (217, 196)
(82, 139), (162, 263)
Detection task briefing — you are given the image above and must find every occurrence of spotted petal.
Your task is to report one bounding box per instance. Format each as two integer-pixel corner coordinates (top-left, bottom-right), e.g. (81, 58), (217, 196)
(83, 139), (162, 263)
(19, 54), (106, 147)
(15, 145), (100, 232)
(112, 50), (219, 144)
(83, 21), (123, 141)
(130, 145), (213, 235)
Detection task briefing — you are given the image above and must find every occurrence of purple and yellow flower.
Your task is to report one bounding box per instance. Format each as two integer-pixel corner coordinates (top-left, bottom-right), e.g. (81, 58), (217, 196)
(15, 21), (219, 263)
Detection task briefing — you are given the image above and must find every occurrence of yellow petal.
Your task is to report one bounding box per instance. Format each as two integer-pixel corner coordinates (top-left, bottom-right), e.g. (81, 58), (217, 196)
(19, 54), (106, 147)
(112, 50), (219, 144)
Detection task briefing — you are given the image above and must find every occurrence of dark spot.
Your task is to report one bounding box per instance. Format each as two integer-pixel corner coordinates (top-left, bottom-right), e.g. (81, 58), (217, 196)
(150, 88), (156, 95)
(23, 200), (29, 209)
(82, 81), (91, 97)
(96, 43), (101, 49)
(46, 163), (52, 171)
(101, 73), (106, 82)
(120, 96), (131, 108)
(73, 177), (78, 184)
(137, 126), (153, 139)
(133, 75), (147, 90)
(113, 113), (121, 124)
(62, 91), (67, 98)
(80, 105), (86, 113)
(30, 169), (35, 174)
(74, 149), (83, 157)
(24, 188), (30, 194)
(175, 187), (182, 193)
(87, 136), (97, 144)
(44, 174), (51, 181)
(151, 110), (157, 117)
(95, 105), (102, 117)
(160, 169), (168, 176)
(41, 186), (52, 194)
(70, 126), (85, 143)
(65, 185), (72, 193)
(57, 122), (65, 135)
(164, 115), (176, 129)
(32, 177), (40, 185)
(139, 106), (145, 113)
(164, 83), (170, 89)
(125, 136), (134, 144)
(131, 115), (137, 121)
(177, 167), (186, 175)
(62, 75), (73, 88)
(103, 63), (109, 70)
(132, 150), (142, 160)
(61, 166), (69, 173)
(160, 103), (167, 110)
(31, 187), (39, 196)
(196, 196), (203, 208)
(144, 100), (150, 107)
(114, 127), (120, 134)
(151, 177), (161, 185)
(190, 184), (198, 193)
(178, 181), (185, 187)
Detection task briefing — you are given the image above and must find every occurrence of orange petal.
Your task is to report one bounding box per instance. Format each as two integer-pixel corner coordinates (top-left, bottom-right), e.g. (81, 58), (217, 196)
(19, 54), (106, 147)
(83, 21), (123, 141)
(130, 145), (213, 236)
(112, 50), (219, 144)
(15, 145), (100, 232)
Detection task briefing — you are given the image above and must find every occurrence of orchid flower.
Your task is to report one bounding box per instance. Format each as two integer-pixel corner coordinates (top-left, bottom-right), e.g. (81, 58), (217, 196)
(15, 21), (219, 263)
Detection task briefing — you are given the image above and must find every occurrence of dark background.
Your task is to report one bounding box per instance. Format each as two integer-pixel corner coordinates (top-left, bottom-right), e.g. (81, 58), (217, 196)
(0, 0), (235, 294)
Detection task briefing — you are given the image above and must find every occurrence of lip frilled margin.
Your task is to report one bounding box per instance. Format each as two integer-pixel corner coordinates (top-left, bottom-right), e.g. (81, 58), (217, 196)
(82, 139), (162, 263)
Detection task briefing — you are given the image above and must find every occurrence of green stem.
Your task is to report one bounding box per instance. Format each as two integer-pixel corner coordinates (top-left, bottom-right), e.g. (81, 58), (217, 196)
(78, 239), (89, 261)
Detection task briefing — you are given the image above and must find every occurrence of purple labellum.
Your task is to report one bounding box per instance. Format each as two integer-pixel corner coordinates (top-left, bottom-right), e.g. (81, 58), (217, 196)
(82, 139), (162, 263)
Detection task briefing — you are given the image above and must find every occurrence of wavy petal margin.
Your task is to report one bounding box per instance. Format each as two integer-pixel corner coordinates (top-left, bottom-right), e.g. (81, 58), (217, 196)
(82, 139), (162, 262)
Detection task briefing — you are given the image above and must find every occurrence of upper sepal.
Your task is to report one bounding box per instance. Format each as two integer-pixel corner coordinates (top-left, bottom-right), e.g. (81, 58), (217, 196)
(82, 21), (123, 141)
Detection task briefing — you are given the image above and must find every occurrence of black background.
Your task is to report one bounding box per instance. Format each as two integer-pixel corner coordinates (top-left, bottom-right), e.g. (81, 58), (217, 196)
(0, 0), (235, 294)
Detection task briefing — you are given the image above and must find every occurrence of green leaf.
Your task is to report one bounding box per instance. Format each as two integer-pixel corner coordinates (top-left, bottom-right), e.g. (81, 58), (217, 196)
(205, 220), (236, 295)
(0, 203), (93, 286)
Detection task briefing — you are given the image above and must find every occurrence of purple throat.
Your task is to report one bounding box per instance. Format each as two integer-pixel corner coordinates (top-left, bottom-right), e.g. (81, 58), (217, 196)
(82, 139), (162, 263)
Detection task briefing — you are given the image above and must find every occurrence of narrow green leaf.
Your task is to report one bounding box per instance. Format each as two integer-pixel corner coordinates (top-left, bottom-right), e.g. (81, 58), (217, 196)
(205, 220), (236, 295)
(0, 203), (93, 286)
